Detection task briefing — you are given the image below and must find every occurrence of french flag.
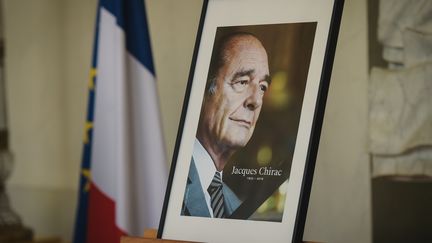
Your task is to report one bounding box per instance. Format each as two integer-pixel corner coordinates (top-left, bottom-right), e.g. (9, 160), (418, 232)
(73, 0), (168, 243)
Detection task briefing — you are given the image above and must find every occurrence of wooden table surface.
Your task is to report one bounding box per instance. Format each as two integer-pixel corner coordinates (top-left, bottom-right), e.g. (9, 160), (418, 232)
(120, 229), (321, 243)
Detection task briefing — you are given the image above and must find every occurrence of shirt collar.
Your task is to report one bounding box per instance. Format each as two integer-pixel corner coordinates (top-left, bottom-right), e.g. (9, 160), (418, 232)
(193, 139), (223, 192)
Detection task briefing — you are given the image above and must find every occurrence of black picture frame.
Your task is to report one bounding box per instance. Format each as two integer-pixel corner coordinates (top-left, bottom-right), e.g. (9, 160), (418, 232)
(158, 0), (344, 242)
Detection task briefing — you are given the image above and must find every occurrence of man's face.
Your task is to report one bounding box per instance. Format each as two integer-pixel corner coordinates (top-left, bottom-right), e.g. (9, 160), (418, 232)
(199, 35), (270, 149)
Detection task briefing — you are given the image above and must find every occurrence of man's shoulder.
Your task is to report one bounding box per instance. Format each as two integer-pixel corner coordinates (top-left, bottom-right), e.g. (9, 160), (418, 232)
(222, 182), (242, 213)
(187, 158), (199, 181)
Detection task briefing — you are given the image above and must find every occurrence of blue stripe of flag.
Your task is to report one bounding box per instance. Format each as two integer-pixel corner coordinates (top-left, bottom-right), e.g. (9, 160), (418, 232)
(100, 0), (155, 75)
(72, 0), (100, 241)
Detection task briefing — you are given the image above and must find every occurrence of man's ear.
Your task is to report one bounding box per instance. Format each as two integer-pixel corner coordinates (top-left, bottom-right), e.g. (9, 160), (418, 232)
(206, 77), (217, 96)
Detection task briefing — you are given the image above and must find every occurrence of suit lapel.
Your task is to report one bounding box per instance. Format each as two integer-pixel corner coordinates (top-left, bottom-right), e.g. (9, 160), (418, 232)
(184, 159), (211, 217)
(222, 182), (242, 215)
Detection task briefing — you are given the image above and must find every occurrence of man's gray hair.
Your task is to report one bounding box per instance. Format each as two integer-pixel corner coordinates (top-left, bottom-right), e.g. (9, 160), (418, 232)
(205, 31), (260, 96)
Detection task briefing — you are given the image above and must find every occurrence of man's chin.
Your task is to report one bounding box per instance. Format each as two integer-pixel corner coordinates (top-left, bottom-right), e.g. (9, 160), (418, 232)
(222, 136), (251, 149)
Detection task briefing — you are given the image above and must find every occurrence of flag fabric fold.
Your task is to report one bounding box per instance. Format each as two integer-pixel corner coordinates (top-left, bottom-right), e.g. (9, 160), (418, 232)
(73, 1), (168, 242)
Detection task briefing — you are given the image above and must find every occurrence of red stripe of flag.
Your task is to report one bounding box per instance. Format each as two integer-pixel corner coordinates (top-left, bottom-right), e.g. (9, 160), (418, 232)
(86, 182), (126, 243)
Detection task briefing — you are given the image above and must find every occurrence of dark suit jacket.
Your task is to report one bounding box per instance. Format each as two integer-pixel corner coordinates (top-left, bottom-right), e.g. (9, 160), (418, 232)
(181, 159), (241, 217)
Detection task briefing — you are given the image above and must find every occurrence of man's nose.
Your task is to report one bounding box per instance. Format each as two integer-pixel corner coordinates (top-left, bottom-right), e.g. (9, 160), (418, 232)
(244, 84), (263, 110)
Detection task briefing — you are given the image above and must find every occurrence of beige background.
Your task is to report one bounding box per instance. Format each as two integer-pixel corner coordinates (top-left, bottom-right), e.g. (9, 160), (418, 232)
(3, 0), (371, 242)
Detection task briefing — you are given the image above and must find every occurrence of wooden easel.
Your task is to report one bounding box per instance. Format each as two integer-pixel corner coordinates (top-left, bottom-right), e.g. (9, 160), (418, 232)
(120, 229), (320, 243)
(121, 229), (197, 243)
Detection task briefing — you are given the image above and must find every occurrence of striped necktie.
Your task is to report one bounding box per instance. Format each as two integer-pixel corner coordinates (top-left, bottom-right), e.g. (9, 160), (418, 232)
(207, 171), (225, 218)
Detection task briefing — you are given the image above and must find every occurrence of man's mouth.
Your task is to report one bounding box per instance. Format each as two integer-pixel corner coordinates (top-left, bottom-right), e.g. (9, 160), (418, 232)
(229, 117), (252, 128)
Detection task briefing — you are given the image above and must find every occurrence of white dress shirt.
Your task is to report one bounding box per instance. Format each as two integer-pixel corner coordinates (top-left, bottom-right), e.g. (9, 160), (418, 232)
(193, 138), (223, 218)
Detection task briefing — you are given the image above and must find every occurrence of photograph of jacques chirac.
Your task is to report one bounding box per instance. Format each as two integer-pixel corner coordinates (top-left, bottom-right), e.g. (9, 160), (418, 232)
(181, 23), (317, 222)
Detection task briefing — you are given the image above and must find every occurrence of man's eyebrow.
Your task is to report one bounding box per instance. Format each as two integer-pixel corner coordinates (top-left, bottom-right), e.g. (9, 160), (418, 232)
(231, 69), (254, 81)
(231, 69), (271, 85)
(263, 74), (271, 85)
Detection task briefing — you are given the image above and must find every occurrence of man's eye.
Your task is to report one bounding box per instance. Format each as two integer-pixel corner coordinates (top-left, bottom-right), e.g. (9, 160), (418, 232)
(260, 83), (268, 92)
(231, 79), (249, 92)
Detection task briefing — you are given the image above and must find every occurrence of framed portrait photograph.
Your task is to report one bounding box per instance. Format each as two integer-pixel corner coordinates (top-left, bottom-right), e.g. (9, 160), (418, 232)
(158, 0), (344, 242)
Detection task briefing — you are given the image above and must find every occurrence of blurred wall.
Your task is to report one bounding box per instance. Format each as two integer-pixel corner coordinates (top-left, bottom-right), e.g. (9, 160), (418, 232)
(2, 0), (371, 242)
(303, 0), (372, 242)
(3, 0), (96, 240)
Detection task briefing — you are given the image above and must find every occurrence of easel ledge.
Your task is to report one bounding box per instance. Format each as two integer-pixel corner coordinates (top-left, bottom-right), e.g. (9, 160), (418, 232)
(120, 229), (321, 243)
(121, 229), (197, 243)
